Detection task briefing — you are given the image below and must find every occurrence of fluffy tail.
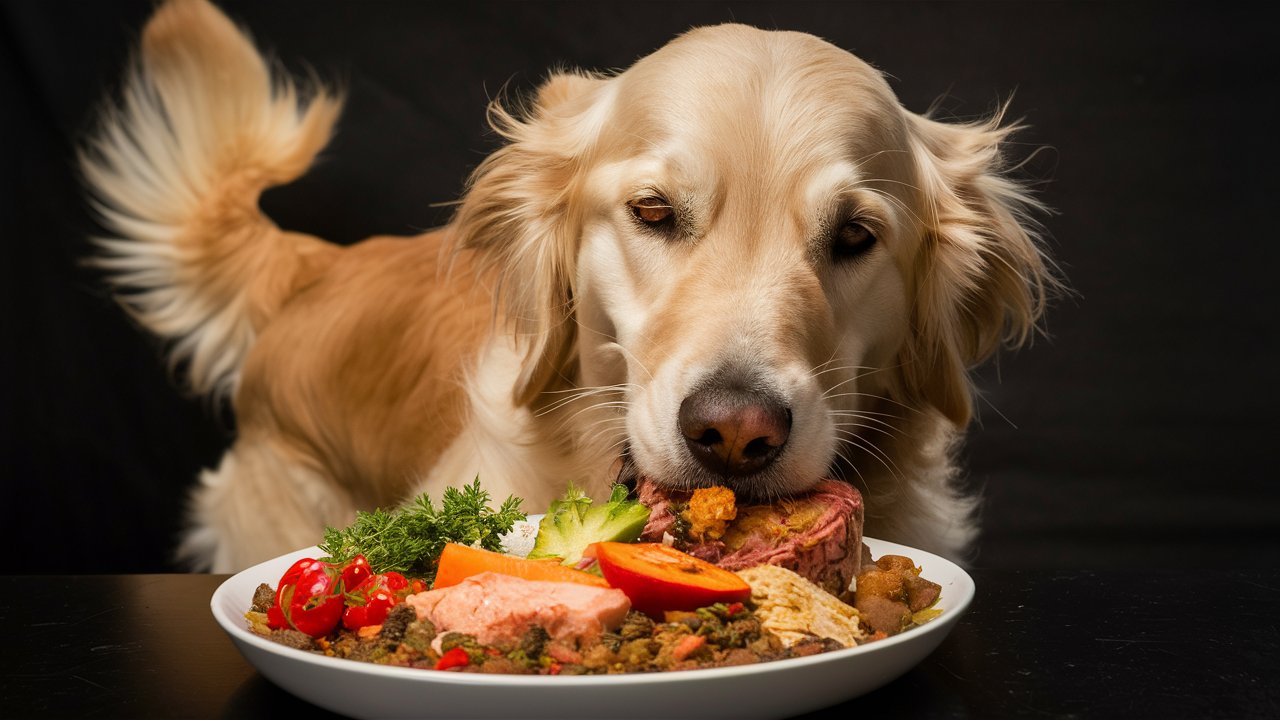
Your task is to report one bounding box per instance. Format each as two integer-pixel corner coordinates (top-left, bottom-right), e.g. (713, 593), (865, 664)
(81, 0), (342, 397)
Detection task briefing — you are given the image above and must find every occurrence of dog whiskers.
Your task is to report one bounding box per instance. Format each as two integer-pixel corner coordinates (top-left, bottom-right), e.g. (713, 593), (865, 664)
(827, 405), (900, 420)
(555, 400), (631, 430)
(807, 353), (871, 374)
(832, 429), (904, 488)
(827, 443), (868, 492)
(536, 383), (634, 416)
(822, 388), (920, 415)
(808, 362), (879, 380)
(818, 368), (883, 398)
(830, 416), (898, 437)
(601, 340), (659, 383)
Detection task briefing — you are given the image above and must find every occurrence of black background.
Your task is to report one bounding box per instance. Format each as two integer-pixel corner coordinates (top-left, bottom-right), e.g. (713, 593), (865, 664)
(2, 1), (1275, 574)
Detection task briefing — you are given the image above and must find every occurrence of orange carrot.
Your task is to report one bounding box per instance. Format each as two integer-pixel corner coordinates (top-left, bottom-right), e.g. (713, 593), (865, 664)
(671, 634), (707, 662)
(432, 543), (611, 589)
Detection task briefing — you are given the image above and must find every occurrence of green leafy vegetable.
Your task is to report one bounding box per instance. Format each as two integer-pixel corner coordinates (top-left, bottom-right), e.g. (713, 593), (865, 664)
(527, 484), (651, 566)
(318, 478), (525, 582)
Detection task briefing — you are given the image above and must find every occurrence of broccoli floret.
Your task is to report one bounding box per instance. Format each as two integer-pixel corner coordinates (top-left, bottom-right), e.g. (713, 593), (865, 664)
(527, 484), (651, 566)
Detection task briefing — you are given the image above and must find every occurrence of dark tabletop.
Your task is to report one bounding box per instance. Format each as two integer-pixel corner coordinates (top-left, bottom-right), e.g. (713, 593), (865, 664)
(3, 571), (1276, 719)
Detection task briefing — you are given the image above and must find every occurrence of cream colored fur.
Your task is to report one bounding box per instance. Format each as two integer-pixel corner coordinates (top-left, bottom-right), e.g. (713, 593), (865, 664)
(85, 0), (1054, 571)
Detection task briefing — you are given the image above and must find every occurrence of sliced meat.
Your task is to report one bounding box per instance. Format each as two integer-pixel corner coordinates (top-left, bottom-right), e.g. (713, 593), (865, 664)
(404, 572), (630, 647)
(637, 478), (864, 594)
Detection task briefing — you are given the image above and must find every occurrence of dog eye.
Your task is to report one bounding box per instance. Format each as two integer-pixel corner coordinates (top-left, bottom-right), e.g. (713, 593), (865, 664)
(832, 221), (877, 262)
(628, 197), (675, 228)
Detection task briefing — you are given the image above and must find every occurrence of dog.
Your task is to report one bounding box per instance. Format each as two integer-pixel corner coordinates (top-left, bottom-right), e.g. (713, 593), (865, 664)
(83, 0), (1054, 572)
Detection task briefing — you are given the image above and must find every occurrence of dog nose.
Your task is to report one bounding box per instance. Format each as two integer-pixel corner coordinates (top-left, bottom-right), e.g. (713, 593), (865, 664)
(679, 387), (791, 476)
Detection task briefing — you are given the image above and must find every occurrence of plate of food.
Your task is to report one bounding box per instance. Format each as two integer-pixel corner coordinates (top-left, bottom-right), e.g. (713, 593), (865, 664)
(210, 480), (975, 719)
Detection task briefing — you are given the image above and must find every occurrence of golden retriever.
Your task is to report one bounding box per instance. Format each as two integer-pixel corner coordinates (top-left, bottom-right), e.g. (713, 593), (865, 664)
(83, 0), (1054, 572)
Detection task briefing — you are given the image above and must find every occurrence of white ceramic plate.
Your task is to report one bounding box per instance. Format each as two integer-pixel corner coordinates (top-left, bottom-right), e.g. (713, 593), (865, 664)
(211, 536), (974, 720)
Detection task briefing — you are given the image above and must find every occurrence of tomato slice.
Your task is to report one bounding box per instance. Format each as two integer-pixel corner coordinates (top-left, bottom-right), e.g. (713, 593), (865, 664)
(591, 542), (751, 617)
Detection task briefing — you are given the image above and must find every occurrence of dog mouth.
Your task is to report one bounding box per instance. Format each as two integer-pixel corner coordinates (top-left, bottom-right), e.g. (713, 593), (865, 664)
(609, 445), (831, 505)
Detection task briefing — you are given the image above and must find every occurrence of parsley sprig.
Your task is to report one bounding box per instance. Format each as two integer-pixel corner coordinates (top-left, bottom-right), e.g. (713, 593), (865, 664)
(318, 478), (525, 582)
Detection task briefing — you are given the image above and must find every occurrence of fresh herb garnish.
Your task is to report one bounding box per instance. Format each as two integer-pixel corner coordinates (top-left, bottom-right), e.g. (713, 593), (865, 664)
(318, 478), (525, 582)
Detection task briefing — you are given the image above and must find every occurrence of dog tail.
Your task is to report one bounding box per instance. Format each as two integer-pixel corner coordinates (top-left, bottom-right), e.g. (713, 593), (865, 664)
(81, 0), (343, 398)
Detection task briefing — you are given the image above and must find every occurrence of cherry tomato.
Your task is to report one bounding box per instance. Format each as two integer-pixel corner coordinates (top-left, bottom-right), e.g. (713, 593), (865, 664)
(265, 557), (313, 630)
(340, 554), (372, 592)
(265, 558), (344, 637)
(342, 572), (411, 630)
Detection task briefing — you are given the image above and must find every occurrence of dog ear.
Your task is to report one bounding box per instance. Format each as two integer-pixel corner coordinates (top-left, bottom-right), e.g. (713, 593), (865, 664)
(899, 107), (1057, 427)
(453, 71), (609, 407)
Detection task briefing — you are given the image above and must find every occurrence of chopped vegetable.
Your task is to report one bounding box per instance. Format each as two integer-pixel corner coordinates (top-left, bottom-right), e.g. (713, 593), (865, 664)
(590, 542), (751, 617)
(318, 478), (525, 582)
(339, 554), (372, 592)
(266, 557), (345, 638)
(432, 543), (611, 589)
(435, 646), (471, 671)
(342, 571), (411, 631)
(527, 484), (651, 566)
(671, 634), (706, 662)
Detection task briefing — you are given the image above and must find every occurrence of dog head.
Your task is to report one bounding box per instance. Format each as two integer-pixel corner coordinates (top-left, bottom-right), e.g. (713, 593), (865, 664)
(456, 24), (1051, 500)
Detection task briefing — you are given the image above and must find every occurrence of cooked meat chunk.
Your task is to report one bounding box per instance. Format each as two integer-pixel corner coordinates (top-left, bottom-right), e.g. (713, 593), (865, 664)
(399, 618), (437, 652)
(789, 636), (846, 657)
(902, 572), (942, 612)
(854, 568), (905, 605)
(251, 583), (275, 613)
(269, 629), (314, 651)
(638, 477), (864, 594)
(854, 553), (943, 623)
(518, 625), (550, 659)
(856, 595), (911, 635)
(379, 603), (416, 645)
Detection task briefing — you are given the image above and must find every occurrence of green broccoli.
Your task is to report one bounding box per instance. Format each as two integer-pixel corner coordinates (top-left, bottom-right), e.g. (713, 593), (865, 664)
(527, 484), (651, 566)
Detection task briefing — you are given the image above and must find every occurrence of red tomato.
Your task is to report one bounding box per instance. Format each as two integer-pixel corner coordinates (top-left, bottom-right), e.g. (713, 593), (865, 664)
(340, 554), (373, 592)
(435, 646), (470, 671)
(591, 542), (751, 618)
(342, 572), (411, 630)
(266, 558), (344, 637)
(265, 557), (315, 630)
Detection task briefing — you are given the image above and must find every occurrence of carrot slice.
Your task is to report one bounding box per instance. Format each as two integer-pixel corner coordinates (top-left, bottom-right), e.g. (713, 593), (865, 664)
(432, 543), (611, 589)
(592, 542), (751, 617)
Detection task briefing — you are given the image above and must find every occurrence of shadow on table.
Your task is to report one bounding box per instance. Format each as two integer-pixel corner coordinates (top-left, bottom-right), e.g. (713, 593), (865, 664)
(221, 675), (347, 719)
